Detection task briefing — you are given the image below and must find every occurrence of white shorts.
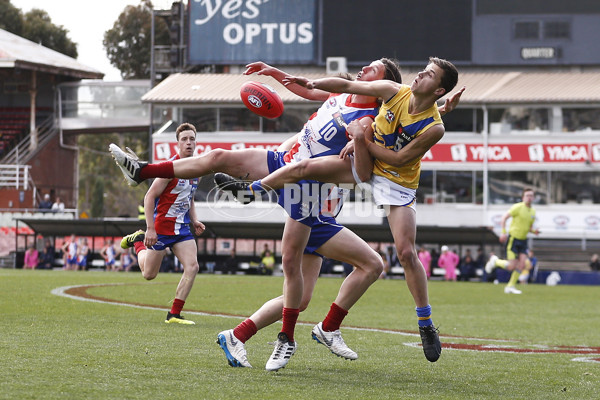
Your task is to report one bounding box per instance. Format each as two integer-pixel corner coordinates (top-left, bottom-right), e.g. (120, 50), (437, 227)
(369, 174), (417, 210)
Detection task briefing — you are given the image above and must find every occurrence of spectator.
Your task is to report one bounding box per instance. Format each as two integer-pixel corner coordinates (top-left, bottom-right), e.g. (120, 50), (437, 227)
(459, 249), (476, 281)
(438, 245), (459, 281)
(260, 243), (272, 259)
(39, 194), (52, 210)
(77, 238), (90, 271)
(120, 247), (137, 272)
(61, 234), (78, 270)
(100, 239), (117, 271)
(385, 246), (400, 272)
(259, 249), (275, 275)
(51, 197), (65, 213)
(39, 239), (55, 269)
(520, 249), (538, 284)
(223, 249), (238, 275)
(418, 245), (432, 279)
(377, 247), (389, 279)
(23, 245), (39, 269)
(590, 254), (600, 272)
(430, 248), (440, 277)
(475, 247), (486, 278)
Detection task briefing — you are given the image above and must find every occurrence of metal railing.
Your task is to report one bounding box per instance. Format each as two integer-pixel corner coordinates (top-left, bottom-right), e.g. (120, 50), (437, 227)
(0, 115), (57, 165)
(0, 164), (32, 190)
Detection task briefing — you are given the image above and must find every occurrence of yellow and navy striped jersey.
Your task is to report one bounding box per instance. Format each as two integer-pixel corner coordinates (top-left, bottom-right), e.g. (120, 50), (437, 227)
(508, 202), (536, 240)
(372, 85), (442, 188)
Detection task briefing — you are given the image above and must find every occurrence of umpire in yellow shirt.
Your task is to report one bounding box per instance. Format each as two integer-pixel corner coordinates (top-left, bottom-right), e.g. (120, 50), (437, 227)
(486, 188), (540, 294)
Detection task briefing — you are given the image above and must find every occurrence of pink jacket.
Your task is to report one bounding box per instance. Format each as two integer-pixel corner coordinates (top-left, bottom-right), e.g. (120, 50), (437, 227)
(438, 251), (460, 269)
(24, 249), (39, 269)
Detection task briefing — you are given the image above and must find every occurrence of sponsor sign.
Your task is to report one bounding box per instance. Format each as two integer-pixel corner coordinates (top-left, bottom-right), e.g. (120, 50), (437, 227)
(189, 0), (316, 64)
(427, 143), (599, 163)
(155, 140), (600, 164)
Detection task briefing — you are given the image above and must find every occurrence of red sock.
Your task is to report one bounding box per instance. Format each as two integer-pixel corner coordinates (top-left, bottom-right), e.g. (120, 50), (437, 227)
(139, 161), (174, 180)
(281, 308), (300, 342)
(322, 302), (348, 332)
(134, 241), (146, 254)
(170, 298), (185, 315)
(233, 318), (258, 344)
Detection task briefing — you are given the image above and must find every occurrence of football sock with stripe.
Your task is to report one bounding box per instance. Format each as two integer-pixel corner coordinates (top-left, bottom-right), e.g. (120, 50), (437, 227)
(249, 180), (266, 196)
(281, 307), (300, 342)
(233, 318), (258, 344)
(416, 305), (434, 328)
(322, 302), (348, 332)
(139, 161), (174, 180)
(495, 258), (509, 269)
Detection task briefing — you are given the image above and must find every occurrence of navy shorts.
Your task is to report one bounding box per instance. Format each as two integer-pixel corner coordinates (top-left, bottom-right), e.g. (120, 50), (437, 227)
(304, 219), (344, 257)
(266, 151), (337, 227)
(149, 232), (195, 251)
(506, 236), (528, 260)
(266, 151), (344, 257)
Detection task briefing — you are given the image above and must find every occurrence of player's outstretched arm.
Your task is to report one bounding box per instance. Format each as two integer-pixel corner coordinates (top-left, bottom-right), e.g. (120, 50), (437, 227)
(245, 61), (329, 102)
(284, 76), (399, 102)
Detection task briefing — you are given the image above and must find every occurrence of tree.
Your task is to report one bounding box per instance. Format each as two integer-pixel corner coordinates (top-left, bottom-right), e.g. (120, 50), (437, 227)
(103, 0), (170, 79)
(21, 9), (77, 58)
(0, 2), (77, 58)
(77, 132), (148, 218)
(0, 0), (23, 35)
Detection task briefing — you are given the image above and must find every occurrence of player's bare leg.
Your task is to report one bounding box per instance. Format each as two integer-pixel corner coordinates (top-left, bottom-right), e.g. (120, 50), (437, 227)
(166, 240), (200, 325)
(310, 227), (383, 360)
(387, 205), (441, 362)
(259, 156), (356, 190)
(217, 254), (322, 368)
(265, 218), (310, 371)
(171, 148), (271, 180)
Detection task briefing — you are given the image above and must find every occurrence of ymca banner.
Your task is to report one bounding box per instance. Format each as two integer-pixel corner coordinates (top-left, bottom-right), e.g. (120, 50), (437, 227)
(189, 0), (316, 64)
(153, 139), (600, 164)
(424, 143), (600, 164)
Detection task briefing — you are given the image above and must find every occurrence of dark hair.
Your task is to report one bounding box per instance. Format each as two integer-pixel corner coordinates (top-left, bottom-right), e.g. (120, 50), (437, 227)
(429, 57), (458, 98)
(337, 72), (355, 81)
(522, 187), (534, 196)
(380, 57), (402, 84)
(176, 122), (197, 140)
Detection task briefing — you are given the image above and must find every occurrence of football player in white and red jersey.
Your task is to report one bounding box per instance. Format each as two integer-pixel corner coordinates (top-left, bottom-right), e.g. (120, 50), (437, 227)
(120, 123), (205, 325)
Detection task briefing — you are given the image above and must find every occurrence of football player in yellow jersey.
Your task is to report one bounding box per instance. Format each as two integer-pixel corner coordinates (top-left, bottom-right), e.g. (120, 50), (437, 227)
(485, 188), (540, 294)
(244, 57), (461, 363)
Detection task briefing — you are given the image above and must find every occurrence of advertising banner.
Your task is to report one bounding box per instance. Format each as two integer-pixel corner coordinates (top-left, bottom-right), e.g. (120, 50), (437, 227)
(189, 0), (316, 64)
(154, 139), (600, 164)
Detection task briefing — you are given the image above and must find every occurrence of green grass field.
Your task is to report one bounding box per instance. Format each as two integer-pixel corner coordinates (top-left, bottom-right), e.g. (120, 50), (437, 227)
(1, 269), (598, 399)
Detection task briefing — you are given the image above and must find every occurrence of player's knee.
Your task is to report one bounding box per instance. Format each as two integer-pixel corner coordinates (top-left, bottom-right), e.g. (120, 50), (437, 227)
(290, 161), (309, 180)
(281, 254), (302, 275)
(397, 247), (417, 269)
(142, 270), (158, 280)
(186, 261), (199, 275)
(364, 252), (384, 277)
(207, 148), (228, 167)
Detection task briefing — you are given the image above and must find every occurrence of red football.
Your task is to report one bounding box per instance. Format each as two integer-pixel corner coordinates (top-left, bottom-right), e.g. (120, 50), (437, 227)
(240, 81), (284, 119)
